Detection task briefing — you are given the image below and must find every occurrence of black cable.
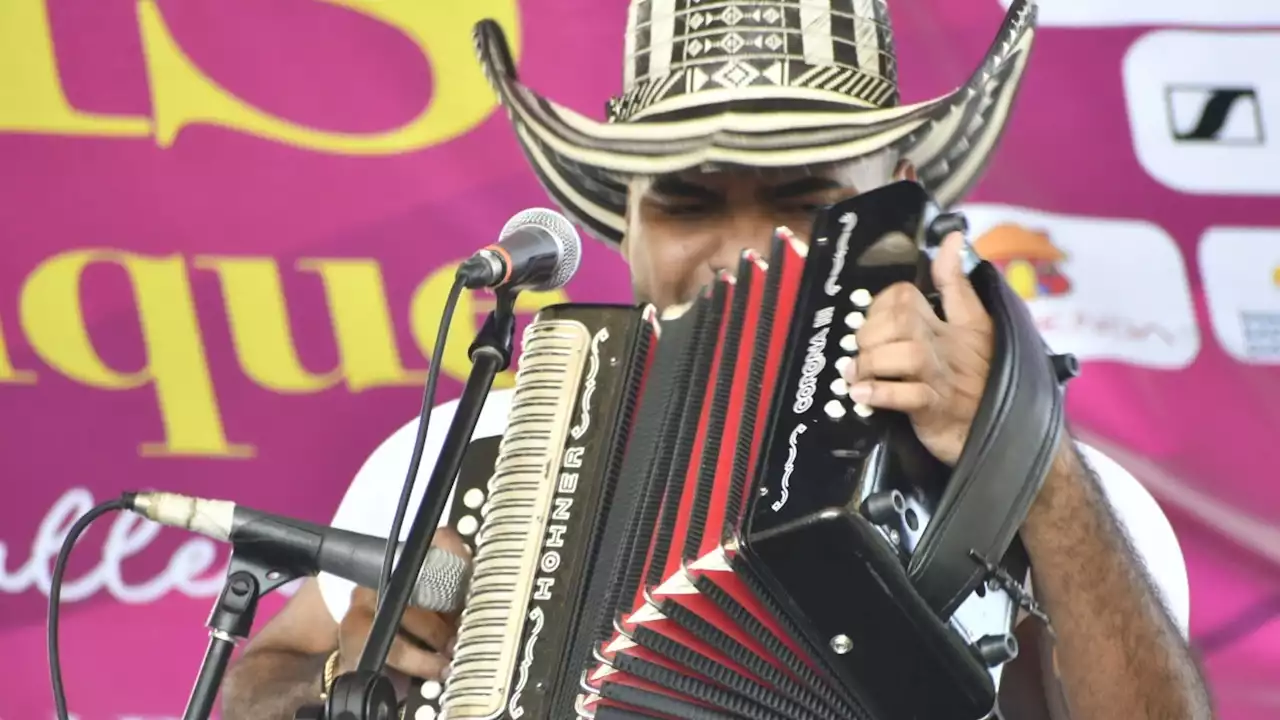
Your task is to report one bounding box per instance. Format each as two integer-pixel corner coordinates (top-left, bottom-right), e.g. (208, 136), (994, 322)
(376, 275), (467, 600)
(48, 493), (135, 720)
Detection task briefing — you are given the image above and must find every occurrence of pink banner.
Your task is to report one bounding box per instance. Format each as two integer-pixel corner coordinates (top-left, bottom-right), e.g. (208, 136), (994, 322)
(1, 1), (1277, 718)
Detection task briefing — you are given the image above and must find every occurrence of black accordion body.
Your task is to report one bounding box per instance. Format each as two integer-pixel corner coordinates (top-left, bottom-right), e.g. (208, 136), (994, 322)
(412, 182), (1070, 720)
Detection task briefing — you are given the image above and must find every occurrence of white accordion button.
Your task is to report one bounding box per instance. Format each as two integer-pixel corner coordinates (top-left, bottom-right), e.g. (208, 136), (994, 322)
(457, 515), (479, 537)
(463, 488), (485, 509)
(854, 402), (874, 418)
(824, 400), (847, 419)
(850, 288), (873, 307)
(830, 634), (854, 654)
(414, 706), (437, 720)
(835, 356), (853, 376)
(840, 334), (858, 352)
(845, 311), (865, 330)
(419, 681), (443, 701)
(830, 378), (848, 397)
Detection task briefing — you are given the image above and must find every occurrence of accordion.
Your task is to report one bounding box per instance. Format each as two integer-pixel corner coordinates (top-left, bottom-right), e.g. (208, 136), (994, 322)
(412, 181), (1073, 720)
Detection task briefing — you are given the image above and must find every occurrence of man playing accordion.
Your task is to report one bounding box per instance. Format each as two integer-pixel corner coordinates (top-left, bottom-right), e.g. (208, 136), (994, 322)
(223, 1), (1212, 718)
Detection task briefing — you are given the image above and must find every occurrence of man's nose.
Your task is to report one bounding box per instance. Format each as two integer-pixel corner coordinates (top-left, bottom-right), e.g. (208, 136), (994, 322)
(707, 212), (793, 272)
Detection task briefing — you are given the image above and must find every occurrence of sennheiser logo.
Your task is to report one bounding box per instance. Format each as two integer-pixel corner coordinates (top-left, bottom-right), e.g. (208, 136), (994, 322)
(1165, 86), (1265, 145)
(1123, 31), (1279, 195)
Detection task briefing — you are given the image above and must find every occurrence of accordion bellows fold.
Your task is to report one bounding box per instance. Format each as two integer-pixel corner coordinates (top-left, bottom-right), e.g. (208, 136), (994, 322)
(423, 182), (1031, 720)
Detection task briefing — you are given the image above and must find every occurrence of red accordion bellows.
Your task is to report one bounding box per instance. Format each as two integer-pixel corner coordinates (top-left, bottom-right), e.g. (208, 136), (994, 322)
(582, 232), (866, 720)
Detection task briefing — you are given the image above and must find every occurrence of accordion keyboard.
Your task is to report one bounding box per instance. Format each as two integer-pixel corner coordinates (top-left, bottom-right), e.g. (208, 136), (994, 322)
(443, 320), (596, 718)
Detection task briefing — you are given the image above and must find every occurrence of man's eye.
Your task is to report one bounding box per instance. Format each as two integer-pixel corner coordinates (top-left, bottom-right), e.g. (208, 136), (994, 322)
(660, 204), (710, 216)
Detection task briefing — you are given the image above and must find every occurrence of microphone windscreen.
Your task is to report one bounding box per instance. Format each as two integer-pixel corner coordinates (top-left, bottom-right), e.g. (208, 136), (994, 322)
(499, 207), (582, 290)
(412, 546), (472, 613)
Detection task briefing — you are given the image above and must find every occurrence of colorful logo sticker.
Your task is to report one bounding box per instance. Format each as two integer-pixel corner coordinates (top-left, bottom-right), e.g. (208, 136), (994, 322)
(962, 205), (1201, 369)
(973, 223), (1073, 300)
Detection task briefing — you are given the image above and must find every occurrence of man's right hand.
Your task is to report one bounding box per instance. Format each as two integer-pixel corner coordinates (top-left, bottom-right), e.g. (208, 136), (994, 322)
(335, 529), (471, 687)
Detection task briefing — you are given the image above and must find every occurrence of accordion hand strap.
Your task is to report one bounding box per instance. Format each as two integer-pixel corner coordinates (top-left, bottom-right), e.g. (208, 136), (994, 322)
(907, 258), (1079, 618)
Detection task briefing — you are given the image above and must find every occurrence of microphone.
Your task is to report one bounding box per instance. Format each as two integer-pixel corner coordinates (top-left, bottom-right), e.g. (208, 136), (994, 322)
(456, 207), (582, 291)
(126, 491), (469, 613)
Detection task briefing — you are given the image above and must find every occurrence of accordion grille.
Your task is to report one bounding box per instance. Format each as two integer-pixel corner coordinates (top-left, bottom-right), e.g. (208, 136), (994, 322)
(441, 319), (592, 720)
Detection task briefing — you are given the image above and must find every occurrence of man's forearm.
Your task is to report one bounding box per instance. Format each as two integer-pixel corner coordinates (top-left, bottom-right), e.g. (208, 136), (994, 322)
(221, 649), (329, 720)
(1020, 441), (1212, 720)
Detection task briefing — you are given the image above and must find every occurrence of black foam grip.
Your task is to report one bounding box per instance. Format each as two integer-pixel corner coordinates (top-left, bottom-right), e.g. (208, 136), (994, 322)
(907, 260), (1070, 618)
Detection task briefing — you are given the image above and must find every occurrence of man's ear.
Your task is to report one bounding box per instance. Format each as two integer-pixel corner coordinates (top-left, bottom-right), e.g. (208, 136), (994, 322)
(894, 159), (919, 183)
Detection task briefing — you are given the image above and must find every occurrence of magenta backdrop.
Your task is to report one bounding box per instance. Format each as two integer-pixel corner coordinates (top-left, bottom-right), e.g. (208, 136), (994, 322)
(1, 1), (1277, 718)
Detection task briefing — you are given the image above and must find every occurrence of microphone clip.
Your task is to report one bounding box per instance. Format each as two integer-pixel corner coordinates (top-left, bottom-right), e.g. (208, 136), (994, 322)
(186, 551), (305, 720)
(469, 287), (518, 367)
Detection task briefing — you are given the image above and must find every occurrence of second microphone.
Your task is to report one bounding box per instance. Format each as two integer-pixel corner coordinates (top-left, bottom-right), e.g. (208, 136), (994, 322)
(127, 491), (470, 613)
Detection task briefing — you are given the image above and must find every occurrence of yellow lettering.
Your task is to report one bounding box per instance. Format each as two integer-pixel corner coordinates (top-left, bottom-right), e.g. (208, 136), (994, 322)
(0, 314), (37, 384)
(409, 262), (567, 387)
(0, 1), (151, 136)
(297, 258), (427, 390)
(19, 250), (250, 457)
(194, 256), (426, 393)
(136, 0), (522, 154)
(194, 256), (340, 393)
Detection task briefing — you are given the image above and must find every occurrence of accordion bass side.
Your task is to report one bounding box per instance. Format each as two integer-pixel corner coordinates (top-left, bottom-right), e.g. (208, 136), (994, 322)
(422, 182), (1063, 720)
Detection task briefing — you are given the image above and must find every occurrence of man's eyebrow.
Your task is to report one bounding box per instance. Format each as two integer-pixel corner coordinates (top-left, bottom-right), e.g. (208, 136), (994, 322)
(648, 175), (722, 202)
(765, 176), (847, 200)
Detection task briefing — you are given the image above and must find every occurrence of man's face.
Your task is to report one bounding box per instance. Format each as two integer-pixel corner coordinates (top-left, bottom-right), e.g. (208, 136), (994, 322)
(620, 158), (913, 311)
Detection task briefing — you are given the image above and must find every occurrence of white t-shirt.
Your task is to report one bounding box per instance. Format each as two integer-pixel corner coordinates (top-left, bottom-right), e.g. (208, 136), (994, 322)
(317, 389), (1191, 638)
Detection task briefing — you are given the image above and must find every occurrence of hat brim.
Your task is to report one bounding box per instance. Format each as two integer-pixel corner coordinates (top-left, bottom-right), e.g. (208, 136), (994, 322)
(474, 0), (1038, 246)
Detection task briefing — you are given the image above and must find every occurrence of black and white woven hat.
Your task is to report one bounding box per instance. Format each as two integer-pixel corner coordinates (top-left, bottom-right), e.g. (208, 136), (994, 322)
(473, 0), (1038, 245)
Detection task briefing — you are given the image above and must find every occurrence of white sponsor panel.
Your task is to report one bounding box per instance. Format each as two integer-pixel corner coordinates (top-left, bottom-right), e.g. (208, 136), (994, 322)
(997, 0), (1280, 28)
(1122, 31), (1280, 195)
(958, 204), (1200, 369)
(1198, 227), (1280, 364)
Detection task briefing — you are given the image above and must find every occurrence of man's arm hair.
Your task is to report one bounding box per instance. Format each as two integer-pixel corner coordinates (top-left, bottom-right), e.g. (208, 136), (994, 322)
(221, 579), (338, 720)
(1020, 442), (1212, 719)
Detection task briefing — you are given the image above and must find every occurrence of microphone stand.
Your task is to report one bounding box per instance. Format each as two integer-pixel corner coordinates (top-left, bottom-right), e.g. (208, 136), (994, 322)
(184, 551), (303, 720)
(297, 287), (519, 720)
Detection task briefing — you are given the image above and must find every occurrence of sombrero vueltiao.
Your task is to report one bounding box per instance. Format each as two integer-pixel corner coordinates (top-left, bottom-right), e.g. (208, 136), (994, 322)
(472, 0), (1038, 246)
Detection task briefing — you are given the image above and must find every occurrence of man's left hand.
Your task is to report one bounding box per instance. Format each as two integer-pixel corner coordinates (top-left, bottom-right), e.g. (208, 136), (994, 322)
(841, 232), (994, 466)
